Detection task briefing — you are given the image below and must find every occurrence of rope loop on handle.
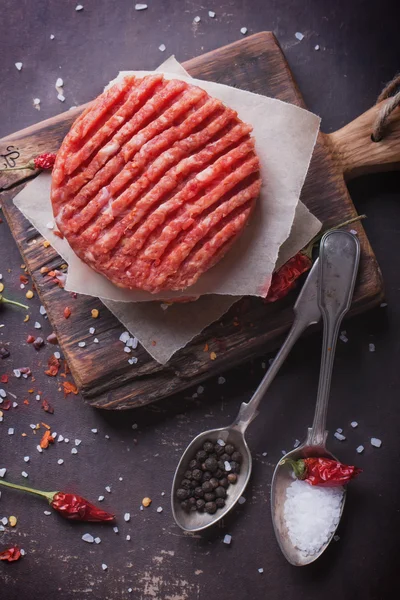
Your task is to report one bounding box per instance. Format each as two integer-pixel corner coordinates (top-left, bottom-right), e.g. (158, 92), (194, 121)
(372, 73), (400, 142)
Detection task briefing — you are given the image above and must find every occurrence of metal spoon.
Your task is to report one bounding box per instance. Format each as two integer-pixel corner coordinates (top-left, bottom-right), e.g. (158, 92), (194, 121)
(171, 257), (322, 532)
(271, 230), (360, 566)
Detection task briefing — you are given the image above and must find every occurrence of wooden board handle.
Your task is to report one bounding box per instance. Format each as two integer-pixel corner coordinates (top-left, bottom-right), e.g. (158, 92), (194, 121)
(328, 100), (400, 180)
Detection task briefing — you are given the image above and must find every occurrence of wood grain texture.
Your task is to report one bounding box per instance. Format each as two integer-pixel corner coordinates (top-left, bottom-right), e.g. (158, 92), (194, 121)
(0, 32), (383, 409)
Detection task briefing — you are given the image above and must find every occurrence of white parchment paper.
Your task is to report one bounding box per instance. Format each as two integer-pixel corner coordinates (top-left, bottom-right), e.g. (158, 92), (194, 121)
(13, 57), (322, 363)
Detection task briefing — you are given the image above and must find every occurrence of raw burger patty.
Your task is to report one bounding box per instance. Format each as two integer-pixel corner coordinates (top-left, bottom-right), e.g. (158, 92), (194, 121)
(51, 75), (262, 293)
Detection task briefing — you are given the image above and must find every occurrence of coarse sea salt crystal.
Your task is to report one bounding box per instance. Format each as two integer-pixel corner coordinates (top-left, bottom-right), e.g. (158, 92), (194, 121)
(223, 534), (232, 545)
(46, 221), (54, 230)
(339, 331), (348, 343)
(55, 77), (64, 88)
(98, 495), (105, 502)
(369, 343), (375, 352)
(126, 534), (131, 541)
(240, 27), (247, 35)
(113, 526), (119, 534)
(119, 331), (130, 344)
(57, 459), (64, 465)
(54, 352), (61, 359)
(44, 510), (51, 516)
(238, 496), (246, 505)
(124, 513), (131, 522)
(89, 327), (95, 335)
(15, 62), (23, 71)
(78, 341), (86, 348)
(57, 93), (65, 102)
(34, 322), (41, 329)
(91, 428), (98, 434)
(71, 448), (78, 455)
(156, 506), (163, 513)
(75, 4), (84, 11)
(218, 376), (226, 385)
(258, 568), (264, 574)
(197, 385), (204, 394)
(371, 437), (382, 448)
(40, 305), (47, 315)
(135, 3), (147, 9)
(217, 439), (225, 446)
(336, 428), (343, 434)
(295, 32), (304, 40)
(94, 537), (101, 544)
(314, 44), (320, 50)
(93, 338), (99, 344)
(224, 461), (232, 471)
(50, 34), (55, 40)
(24, 456), (30, 463)
(21, 471), (28, 478)
(8, 428), (14, 435)
(351, 421), (358, 428)
(0, 468), (6, 478)
(105, 486), (111, 493)
(209, 10), (216, 17)
(194, 16), (201, 23)
(284, 479), (343, 556)
(356, 445), (364, 453)
(124, 346), (131, 353)
(158, 44), (166, 52)
(334, 432), (346, 441)
(102, 564), (108, 571)
(0, 389), (6, 398)
(82, 533), (94, 543)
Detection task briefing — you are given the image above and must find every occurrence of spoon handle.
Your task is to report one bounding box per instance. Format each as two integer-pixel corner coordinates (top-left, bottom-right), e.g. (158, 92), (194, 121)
(307, 230), (360, 447)
(231, 258), (322, 434)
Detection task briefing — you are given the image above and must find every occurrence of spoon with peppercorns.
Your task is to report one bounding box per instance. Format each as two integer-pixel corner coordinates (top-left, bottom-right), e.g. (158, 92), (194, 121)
(171, 257), (322, 532)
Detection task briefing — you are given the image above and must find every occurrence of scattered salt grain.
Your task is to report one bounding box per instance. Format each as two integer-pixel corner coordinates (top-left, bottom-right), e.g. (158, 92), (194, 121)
(194, 16), (201, 23)
(93, 338), (99, 344)
(57, 459), (64, 465)
(1, 517), (8, 526)
(57, 435), (64, 442)
(240, 27), (247, 35)
(380, 302), (388, 308)
(75, 4), (84, 11)
(89, 327), (95, 335)
(126, 534), (131, 541)
(8, 428), (14, 435)
(369, 343), (375, 352)
(82, 533), (94, 543)
(39, 305), (47, 315)
(293, 439), (301, 448)
(0, 469), (6, 478)
(119, 331), (130, 344)
(71, 448), (78, 455)
(35, 395), (40, 401)
(113, 526), (119, 534)
(135, 3), (148, 9)
(50, 34), (55, 40)
(15, 62), (23, 71)
(0, 389), (6, 398)
(34, 322), (41, 329)
(36, 445), (43, 453)
(119, 477), (123, 481)
(223, 534), (232, 545)
(284, 479), (343, 555)
(262, 452), (268, 457)
(281, 450), (287, 455)
(350, 229), (357, 235)
(128, 357), (138, 365)
(12, 402), (18, 408)
(44, 511), (51, 516)
(314, 44), (320, 50)
(14, 369), (21, 378)
(128, 589), (133, 594)
(371, 437), (382, 448)
(350, 421), (358, 428)
(197, 385), (204, 394)
(224, 461), (232, 471)
(64, 438), (69, 443)
(339, 331), (348, 343)
(75, 439), (82, 446)
(24, 456), (30, 463)
(105, 435), (110, 440)
(336, 428), (343, 434)
(158, 44), (166, 52)
(54, 352), (61, 359)
(30, 424), (37, 430)
(126, 337), (138, 349)
(21, 471), (28, 478)
(94, 537), (101, 544)
(356, 445), (364, 453)
(105, 486), (111, 493)
(156, 506), (163, 513)
(20, 549), (26, 556)
(132, 423), (138, 430)
(33, 98), (41, 110)
(295, 32), (304, 41)
(334, 432), (346, 441)
(217, 439), (225, 447)
(57, 93), (65, 102)
(98, 496), (104, 502)
(55, 77), (64, 88)
(258, 568), (264, 574)
(78, 341), (86, 348)
(209, 11), (216, 17)
(124, 513), (131, 522)
(218, 376), (226, 385)
(91, 428), (98, 434)
(238, 496), (246, 505)
(124, 347), (131, 353)
(101, 564), (108, 571)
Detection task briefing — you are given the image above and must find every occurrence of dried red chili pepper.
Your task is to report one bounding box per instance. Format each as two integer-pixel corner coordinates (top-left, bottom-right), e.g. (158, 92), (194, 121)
(0, 479), (115, 523)
(265, 215), (366, 303)
(0, 152), (56, 173)
(285, 457), (362, 487)
(0, 546), (22, 562)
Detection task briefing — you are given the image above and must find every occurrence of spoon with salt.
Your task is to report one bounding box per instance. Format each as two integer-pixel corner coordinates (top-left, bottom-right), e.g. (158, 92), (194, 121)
(271, 230), (360, 566)
(171, 255), (322, 532)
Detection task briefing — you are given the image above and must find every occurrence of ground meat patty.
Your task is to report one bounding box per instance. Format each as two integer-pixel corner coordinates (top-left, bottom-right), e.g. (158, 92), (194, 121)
(51, 75), (262, 293)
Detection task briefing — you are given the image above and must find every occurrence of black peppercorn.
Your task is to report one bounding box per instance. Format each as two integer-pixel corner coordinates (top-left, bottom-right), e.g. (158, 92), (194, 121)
(196, 450), (207, 462)
(205, 501), (217, 514)
(196, 499), (205, 511)
(204, 457), (218, 472)
(221, 453), (231, 462)
(202, 471), (212, 481)
(231, 451), (242, 463)
(219, 478), (229, 489)
(209, 477), (219, 490)
(208, 453), (218, 460)
(194, 487), (204, 498)
(217, 460), (225, 471)
(225, 444), (235, 455)
(203, 441), (214, 453)
(181, 479), (192, 489)
(176, 488), (188, 501)
(192, 469), (203, 481)
(190, 479), (198, 488)
(190, 503), (197, 512)
(215, 486), (226, 499)
(216, 498), (226, 508)
(227, 473), (238, 484)
(189, 459), (200, 470)
(188, 497), (196, 507)
(229, 461), (240, 473)
(204, 492), (216, 502)
(184, 470), (193, 480)
(215, 469), (224, 479)
(202, 481), (213, 493)
(180, 500), (190, 511)
(215, 445), (225, 456)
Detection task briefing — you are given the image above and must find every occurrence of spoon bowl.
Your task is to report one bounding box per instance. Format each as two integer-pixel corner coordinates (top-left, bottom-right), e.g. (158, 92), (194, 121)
(271, 438), (346, 566)
(171, 426), (252, 532)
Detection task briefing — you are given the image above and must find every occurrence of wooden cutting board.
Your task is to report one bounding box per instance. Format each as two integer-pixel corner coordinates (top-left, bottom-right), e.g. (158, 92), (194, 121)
(1, 31), (396, 410)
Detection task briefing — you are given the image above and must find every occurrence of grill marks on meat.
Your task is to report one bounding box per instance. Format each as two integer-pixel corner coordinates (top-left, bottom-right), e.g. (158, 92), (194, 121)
(51, 75), (262, 292)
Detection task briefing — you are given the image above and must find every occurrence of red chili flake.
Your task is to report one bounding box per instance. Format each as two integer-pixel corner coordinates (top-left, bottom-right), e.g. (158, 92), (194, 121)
(203, 343), (209, 352)
(33, 153), (56, 170)
(53, 230), (64, 239)
(45, 355), (60, 377)
(40, 430), (54, 449)
(26, 335), (35, 344)
(2, 399), (12, 410)
(62, 381), (78, 397)
(151, 340), (157, 346)
(19, 367), (32, 377)
(265, 252), (312, 303)
(63, 307), (71, 319)
(19, 275), (29, 284)
(0, 374), (8, 383)
(23, 400), (29, 406)
(286, 457), (362, 487)
(41, 399), (54, 414)
(0, 547), (22, 562)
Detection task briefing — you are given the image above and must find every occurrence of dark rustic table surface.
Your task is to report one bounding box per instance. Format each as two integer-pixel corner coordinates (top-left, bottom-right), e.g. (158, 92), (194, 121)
(1, 1), (399, 599)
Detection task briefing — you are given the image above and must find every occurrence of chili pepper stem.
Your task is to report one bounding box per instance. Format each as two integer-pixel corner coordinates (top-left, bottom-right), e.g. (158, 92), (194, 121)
(0, 294), (29, 310)
(280, 458), (306, 480)
(0, 479), (57, 503)
(302, 214), (367, 259)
